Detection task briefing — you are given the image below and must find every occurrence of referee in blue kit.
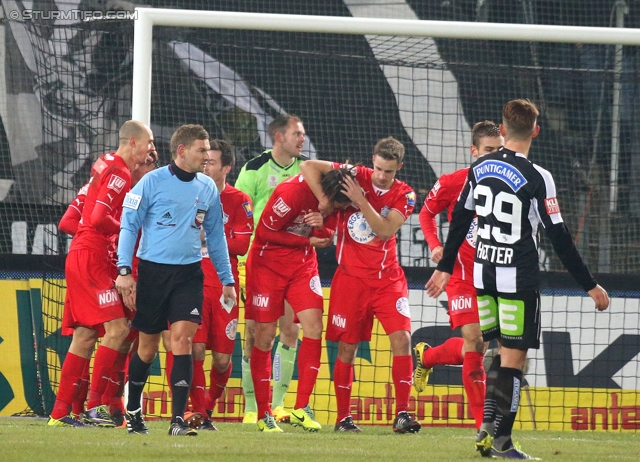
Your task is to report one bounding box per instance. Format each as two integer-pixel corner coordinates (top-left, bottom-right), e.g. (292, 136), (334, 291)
(115, 124), (236, 437)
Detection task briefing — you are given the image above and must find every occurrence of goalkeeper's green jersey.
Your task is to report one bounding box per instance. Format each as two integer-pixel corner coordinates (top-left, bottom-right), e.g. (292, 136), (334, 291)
(235, 150), (304, 259)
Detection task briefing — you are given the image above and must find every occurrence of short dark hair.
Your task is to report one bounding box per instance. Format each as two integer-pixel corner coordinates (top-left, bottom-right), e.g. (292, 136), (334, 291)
(170, 124), (209, 158)
(119, 120), (148, 146)
(373, 137), (404, 165)
(320, 168), (354, 205)
(268, 114), (303, 144)
(471, 120), (501, 147)
(209, 139), (235, 169)
(502, 99), (539, 141)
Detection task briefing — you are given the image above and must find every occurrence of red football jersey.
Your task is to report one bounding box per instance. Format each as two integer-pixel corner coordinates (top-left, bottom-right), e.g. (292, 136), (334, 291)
(201, 183), (254, 285)
(71, 153), (131, 254)
(334, 164), (415, 279)
(251, 174), (322, 263)
(421, 167), (476, 283)
(58, 182), (89, 236)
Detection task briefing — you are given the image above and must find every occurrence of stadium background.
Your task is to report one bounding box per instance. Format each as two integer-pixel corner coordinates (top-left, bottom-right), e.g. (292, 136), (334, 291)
(1, 0), (639, 431)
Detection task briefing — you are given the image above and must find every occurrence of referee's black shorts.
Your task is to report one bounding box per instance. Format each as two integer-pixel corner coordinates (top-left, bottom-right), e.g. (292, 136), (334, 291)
(132, 259), (204, 335)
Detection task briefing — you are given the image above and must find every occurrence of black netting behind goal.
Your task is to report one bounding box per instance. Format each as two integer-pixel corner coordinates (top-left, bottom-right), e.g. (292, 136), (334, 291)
(4, 0), (639, 431)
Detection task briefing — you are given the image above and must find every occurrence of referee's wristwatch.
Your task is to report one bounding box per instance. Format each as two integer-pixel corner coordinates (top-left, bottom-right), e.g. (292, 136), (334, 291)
(118, 266), (132, 277)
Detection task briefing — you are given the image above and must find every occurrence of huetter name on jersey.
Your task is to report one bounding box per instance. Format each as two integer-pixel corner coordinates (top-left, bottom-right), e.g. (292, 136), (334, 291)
(477, 241), (514, 265)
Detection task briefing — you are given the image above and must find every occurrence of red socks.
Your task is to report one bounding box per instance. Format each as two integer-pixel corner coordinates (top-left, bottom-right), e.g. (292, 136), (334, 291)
(333, 358), (354, 422)
(206, 363), (232, 411)
(294, 338), (321, 409)
(51, 352), (89, 419)
(462, 351), (486, 430)
(392, 355), (413, 413)
(86, 346), (119, 409)
(101, 352), (127, 415)
(422, 337), (464, 369)
(189, 359), (207, 415)
(250, 347), (272, 418)
(71, 361), (90, 416)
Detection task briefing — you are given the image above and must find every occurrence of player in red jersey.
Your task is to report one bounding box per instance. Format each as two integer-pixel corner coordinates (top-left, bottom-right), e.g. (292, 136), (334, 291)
(247, 169), (352, 432)
(48, 121), (155, 427)
(57, 151), (159, 423)
(301, 137), (420, 434)
(58, 182), (92, 419)
(58, 183), (90, 237)
(58, 153), (158, 238)
(180, 140), (253, 430)
(414, 121), (503, 431)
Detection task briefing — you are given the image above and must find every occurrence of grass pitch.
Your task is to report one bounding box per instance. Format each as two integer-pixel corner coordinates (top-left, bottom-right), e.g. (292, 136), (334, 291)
(1, 417), (639, 461)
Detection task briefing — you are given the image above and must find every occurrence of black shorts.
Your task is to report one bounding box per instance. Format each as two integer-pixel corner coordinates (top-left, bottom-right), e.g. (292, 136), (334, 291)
(132, 259), (204, 335)
(476, 289), (541, 350)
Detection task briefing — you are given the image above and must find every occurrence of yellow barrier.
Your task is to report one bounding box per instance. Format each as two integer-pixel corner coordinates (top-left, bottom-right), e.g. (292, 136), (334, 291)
(2, 280), (640, 431)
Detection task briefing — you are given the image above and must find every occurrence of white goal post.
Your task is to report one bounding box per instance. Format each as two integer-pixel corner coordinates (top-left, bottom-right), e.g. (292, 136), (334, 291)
(131, 7), (640, 263)
(111, 7), (640, 425)
(131, 7), (640, 125)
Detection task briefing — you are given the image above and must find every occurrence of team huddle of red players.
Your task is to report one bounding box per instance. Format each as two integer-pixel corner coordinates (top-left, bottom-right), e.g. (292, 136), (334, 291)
(47, 116), (424, 435)
(49, 103), (605, 461)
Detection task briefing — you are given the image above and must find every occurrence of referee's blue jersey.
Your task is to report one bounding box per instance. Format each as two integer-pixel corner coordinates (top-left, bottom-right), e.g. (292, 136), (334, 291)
(117, 164), (234, 286)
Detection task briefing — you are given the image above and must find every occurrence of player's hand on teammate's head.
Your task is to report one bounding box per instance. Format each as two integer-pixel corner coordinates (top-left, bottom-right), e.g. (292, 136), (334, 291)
(425, 270), (450, 298)
(304, 211), (324, 229)
(310, 236), (333, 248)
(588, 284), (610, 311)
(430, 246), (444, 264)
(341, 175), (365, 207)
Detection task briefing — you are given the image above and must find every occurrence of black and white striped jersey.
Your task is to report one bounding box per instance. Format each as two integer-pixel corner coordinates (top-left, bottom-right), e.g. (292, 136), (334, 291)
(437, 147), (596, 293)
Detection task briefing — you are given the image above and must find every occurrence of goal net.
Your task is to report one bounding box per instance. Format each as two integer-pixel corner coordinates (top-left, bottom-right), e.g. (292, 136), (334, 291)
(5, 2), (640, 431)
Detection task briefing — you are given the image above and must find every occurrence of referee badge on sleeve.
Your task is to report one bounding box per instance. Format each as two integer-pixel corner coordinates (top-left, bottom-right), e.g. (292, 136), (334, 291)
(195, 209), (206, 227)
(123, 192), (142, 210)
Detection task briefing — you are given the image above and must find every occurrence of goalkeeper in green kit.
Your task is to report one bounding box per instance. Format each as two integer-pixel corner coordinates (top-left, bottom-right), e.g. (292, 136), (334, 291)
(235, 114), (308, 424)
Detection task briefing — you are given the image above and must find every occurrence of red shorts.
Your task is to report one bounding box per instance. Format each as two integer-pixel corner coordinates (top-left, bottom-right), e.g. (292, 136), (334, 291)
(446, 279), (479, 329)
(61, 291), (75, 336)
(62, 249), (127, 336)
(326, 266), (411, 343)
(193, 281), (239, 354)
(245, 254), (323, 324)
(62, 296), (137, 337)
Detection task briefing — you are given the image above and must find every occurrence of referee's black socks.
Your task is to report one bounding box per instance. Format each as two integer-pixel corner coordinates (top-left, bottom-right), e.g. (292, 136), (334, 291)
(127, 352), (153, 412)
(170, 354), (193, 422)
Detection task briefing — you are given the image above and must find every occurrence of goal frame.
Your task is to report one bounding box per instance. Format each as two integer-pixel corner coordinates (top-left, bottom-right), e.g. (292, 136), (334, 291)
(131, 7), (640, 272)
(131, 7), (640, 124)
